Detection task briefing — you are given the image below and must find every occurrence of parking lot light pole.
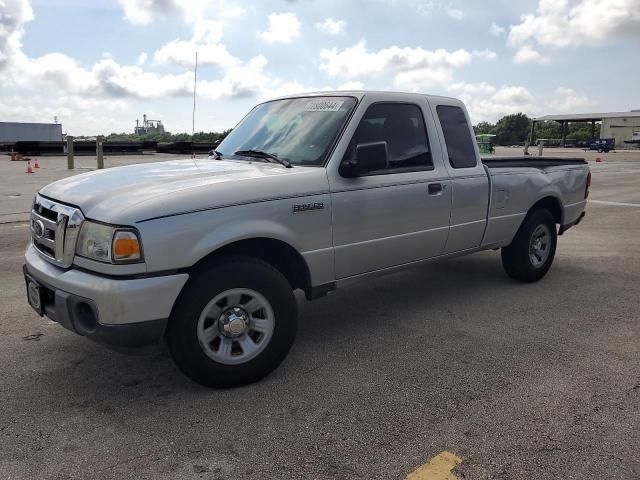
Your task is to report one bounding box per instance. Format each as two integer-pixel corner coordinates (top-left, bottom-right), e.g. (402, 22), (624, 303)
(66, 135), (74, 169)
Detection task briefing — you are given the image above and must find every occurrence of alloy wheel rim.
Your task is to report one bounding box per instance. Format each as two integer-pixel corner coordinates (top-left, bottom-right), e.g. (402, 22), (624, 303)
(197, 288), (275, 365)
(529, 224), (551, 267)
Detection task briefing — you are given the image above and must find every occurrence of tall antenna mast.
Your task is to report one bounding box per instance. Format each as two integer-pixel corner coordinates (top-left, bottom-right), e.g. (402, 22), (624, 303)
(192, 51), (198, 137)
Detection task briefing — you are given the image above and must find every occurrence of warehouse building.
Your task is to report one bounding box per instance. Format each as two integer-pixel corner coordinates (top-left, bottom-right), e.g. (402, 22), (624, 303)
(0, 122), (63, 144)
(532, 111), (640, 148)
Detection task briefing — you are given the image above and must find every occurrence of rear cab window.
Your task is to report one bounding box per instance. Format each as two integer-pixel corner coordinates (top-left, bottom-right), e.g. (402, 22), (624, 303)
(436, 105), (478, 169)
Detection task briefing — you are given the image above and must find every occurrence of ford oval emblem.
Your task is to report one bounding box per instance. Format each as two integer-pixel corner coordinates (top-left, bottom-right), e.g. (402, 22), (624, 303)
(32, 219), (45, 239)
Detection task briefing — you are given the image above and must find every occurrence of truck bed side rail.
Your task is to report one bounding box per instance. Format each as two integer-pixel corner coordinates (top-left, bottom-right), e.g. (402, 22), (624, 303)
(481, 157), (587, 169)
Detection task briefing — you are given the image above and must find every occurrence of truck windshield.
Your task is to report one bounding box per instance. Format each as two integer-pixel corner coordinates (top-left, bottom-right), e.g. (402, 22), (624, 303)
(216, 96), (357, 167)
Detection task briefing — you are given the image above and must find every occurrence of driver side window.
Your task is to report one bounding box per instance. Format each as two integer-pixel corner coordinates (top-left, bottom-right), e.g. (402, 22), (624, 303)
(343, 103), (433, 175)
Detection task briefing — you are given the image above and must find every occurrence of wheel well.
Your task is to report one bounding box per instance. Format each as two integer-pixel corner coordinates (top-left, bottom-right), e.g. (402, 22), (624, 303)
(192, 238), (311, 294)
(530, 196), (562, 224)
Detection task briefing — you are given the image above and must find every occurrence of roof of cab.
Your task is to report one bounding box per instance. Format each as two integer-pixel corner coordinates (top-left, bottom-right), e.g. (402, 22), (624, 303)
(268, 90), (461, 104)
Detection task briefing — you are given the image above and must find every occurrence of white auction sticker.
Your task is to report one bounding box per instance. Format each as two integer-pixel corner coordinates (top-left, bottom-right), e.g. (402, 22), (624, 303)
(304, 100), (344, 112)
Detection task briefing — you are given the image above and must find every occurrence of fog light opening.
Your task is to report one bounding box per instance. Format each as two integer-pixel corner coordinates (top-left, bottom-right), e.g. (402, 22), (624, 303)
(74, 302), (98, 334)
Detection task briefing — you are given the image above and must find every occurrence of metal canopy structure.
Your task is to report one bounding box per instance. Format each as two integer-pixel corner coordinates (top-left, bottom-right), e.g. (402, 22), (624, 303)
(530, 111), (640, 147)
(534, 111), (640, 122)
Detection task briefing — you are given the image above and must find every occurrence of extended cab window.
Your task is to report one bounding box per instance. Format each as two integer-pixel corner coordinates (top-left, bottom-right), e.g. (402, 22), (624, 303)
(436, 105), (477, 169)
(344, 103), (433, 174)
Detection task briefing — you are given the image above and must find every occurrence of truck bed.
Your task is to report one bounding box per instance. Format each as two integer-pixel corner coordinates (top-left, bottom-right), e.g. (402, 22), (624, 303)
(481, 157), (587, 169)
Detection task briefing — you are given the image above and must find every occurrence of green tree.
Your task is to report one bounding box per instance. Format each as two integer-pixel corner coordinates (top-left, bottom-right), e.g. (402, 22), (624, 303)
(473, 121), (495, 135)
(493, 113), (531, 146)
(102, 129), (231, 144)
(567, 122), (600, 141)
(533, 121), (562, 142)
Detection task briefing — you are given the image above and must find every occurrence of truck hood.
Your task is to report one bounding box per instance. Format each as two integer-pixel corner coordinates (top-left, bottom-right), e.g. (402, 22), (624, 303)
(39, 159), (329, 224)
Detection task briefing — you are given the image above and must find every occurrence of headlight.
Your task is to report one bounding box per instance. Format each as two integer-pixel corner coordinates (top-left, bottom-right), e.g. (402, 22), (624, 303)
(76, 221), (143, 264)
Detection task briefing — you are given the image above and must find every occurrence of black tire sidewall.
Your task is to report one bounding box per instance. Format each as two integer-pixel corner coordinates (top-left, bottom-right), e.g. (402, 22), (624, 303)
(502, 208), (557, 282)
(167, 256), (297, 388)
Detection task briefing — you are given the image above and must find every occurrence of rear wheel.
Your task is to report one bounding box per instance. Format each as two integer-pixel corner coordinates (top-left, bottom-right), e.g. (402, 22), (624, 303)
(501, 208), (557, 283)
(167, 256), (297, 388)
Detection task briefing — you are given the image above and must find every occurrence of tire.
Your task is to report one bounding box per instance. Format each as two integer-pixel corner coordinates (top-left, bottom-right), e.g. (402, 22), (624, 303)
(167, 255), (297, 388)
(501, 208), (557, 283)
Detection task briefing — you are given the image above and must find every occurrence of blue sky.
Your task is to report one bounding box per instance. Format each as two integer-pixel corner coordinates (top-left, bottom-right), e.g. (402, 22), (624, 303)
(1, 0), (639, 135)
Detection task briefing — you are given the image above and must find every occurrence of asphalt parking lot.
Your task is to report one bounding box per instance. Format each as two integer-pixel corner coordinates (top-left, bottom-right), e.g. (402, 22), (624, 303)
(1, 150), (639, 479)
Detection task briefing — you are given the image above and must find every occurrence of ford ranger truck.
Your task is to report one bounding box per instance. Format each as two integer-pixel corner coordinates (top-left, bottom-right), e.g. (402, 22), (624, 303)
(24, 92), (590, 388)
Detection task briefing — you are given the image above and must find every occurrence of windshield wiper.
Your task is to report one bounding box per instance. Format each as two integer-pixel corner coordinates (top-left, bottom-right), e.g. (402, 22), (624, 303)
(234, 149), (292, 168)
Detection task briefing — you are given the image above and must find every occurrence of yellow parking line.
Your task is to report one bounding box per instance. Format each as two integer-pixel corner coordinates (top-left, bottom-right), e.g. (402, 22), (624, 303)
(405, 451), (461, 480)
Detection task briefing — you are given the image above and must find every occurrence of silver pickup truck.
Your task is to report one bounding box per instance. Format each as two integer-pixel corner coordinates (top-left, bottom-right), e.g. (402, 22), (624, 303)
(24, 91), (590, 387)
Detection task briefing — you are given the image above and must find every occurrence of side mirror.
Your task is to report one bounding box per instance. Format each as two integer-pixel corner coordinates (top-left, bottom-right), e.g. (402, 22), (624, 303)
(340, 141), (388, 177)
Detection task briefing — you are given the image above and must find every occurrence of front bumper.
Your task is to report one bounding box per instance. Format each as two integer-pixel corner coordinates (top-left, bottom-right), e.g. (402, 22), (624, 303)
(24, 243), (189, 351)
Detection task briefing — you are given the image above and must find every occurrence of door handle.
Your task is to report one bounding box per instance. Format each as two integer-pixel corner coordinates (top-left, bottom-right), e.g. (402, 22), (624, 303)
(428, 183), (444, 195)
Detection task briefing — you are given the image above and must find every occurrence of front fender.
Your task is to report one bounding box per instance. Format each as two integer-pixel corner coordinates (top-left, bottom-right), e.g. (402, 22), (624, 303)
(136, 194), (334, 282)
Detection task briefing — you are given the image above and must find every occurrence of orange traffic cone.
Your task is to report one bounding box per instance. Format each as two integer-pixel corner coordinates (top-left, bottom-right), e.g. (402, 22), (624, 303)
(25, 160), (34, 174)
(34, 158), (40, 168)
(595, 157), (602, 163)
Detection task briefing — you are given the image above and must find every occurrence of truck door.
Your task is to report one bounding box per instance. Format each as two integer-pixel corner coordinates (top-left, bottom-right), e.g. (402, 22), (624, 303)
(328, 98), (452, 279)
(431, 101), (490, 253)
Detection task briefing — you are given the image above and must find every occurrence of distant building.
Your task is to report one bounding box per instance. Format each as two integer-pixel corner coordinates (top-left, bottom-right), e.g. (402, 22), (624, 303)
(533, 111), (640, 147)
(0, 122), (63, 143)
(135, 114), (165, 135)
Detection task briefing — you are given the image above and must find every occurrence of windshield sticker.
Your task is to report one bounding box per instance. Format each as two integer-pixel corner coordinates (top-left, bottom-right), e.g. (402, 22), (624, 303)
(304, 100), (344, 112)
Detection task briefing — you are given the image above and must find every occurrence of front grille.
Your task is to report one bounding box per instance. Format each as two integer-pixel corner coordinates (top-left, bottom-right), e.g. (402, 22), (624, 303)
(31, 195), (84, 268)
(34, 203), (58, 222)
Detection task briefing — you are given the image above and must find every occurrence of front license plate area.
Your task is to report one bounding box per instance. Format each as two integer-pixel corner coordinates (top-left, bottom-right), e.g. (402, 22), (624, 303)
(25, 274), (43, 316)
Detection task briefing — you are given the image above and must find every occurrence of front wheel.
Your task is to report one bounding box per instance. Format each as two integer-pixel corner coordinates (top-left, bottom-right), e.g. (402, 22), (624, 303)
(167, 256), (297, 388)
(501, 208), (558, 283)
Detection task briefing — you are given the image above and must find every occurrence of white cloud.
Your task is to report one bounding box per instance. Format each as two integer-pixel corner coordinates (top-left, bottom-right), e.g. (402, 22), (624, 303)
(452, 84), (536, 123)
(319, 41), (496, 91)
(137, 52), (147, 65)
(0, 0), (34, 70)
(117, 0), (243, 25)
(116, 0), (245, 26)
(513, 45), (549, 64)
(491, 85), (534, 105)
(199, 55), (269, 100)
(337, 81), (365, 90)
(508, 0), (640, 49)
(448, 82), (592, 123)
(319, 40), (474, 80)
(472, 49), (497, 61)
(117, 0), (184, 25)
(259, 12), (301, 44)
(449, 82), (497, 96)
(154, 20), (238, 68)
(0, 94), (132, 134)
(315, 17), (346, 35)
(395, 68), (455, 90)
(489, 22), (505, 36)
(447, 8), (464, 20)
(410, 0), (436, 16)
(548, 87), (593, 112)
